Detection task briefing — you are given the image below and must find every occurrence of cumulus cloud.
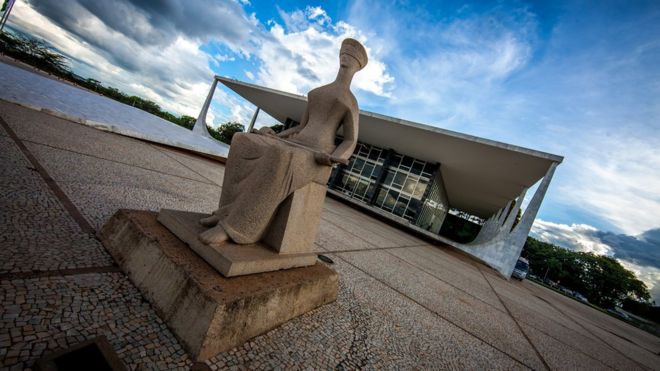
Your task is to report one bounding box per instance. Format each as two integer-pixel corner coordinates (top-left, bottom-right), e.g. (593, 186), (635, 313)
(345, 0), (536, 129)
(28, 0), (259, 48)
(532, 219), (660, 302)
(9, 0), (251, 118)
(555, 135), (660, 236)
(253, 6), (394, 98)
(531, 220), (613, 256)
(9, 1), (393, 126)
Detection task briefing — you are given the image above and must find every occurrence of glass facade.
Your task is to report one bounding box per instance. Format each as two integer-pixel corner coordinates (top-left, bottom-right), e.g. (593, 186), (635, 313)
(329, 140), (449, 232)
(331, 143), (387, 203)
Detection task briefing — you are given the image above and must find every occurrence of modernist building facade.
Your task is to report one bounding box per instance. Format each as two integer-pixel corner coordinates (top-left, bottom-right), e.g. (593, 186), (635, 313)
(194, 76), (563, 278)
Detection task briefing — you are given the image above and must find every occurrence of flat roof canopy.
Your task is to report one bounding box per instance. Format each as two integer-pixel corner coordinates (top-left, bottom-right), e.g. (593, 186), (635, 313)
(218, 77), (563, 218)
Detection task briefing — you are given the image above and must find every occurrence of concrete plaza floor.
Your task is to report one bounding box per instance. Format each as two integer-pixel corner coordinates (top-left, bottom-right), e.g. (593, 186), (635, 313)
(1, 103), (659, 369)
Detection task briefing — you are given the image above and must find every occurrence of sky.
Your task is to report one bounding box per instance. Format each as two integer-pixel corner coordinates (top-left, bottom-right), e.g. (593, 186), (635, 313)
(5, 0), (660, 302)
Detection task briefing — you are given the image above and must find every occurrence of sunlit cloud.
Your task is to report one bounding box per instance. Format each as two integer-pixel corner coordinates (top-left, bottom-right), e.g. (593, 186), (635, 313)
(253, 6), (394, 97)
(532, 219), (660, 302)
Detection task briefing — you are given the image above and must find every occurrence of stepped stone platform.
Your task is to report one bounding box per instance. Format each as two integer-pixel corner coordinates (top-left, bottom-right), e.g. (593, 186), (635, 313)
(97, 209), (338, 361)
(157, 209), (318, 277)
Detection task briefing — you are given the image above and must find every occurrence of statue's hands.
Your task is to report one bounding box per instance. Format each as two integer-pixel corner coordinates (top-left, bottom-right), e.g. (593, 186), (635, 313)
(314, 152), (333, 166)
(255, 127), (277, 136)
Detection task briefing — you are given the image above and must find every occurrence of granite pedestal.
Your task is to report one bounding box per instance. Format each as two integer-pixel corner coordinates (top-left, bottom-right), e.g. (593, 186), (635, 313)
(97, 210), (338, 361)
(157, 209), (318, 277)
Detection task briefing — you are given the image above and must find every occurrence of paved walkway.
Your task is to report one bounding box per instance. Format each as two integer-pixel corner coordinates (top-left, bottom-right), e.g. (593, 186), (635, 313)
(0, 60), (228, 159)
(1, 101), (659, 370)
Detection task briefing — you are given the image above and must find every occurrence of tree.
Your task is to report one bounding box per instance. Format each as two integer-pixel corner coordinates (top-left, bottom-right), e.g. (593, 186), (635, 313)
(523, 237), (651, 308)
(209, 122), (245, 144)
(0, 32), (70, 75)
(175, 115), (196, 130)
(0, 31), (234, 139)
(270, 124), (284, 133)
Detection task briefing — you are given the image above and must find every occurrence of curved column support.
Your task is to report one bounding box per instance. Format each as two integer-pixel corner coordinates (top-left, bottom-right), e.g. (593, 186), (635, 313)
(454, 162), (558, 277)
(193, 76), (219, 138)
(247, 107), (260, 133)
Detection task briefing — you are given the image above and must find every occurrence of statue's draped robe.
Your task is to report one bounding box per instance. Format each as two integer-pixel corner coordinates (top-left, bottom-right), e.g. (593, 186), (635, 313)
(215, 133), (333, 244)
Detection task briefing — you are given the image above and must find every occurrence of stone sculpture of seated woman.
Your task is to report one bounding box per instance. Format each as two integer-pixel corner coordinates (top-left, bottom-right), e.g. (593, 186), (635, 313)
(198, 38), (368, 247)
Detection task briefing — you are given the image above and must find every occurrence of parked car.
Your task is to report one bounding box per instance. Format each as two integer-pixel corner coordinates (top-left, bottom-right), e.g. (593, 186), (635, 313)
(607, 308), (630, 320)
(573, 292), (589, 303)
(512, 257), (529, 280)
(559, 286), (573, 296)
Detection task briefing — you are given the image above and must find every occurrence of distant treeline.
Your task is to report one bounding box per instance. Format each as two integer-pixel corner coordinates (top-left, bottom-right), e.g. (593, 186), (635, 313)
(0, 31), (242, 143)
(523, 237), (656, 320)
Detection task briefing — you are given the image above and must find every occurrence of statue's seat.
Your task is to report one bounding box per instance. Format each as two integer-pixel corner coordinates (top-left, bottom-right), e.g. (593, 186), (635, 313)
(263, 182), (327, 254)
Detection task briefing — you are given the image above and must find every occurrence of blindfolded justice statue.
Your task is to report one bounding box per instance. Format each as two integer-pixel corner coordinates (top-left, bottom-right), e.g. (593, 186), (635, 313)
(199, 39), (367, 247)
(159, 38), (368, 277)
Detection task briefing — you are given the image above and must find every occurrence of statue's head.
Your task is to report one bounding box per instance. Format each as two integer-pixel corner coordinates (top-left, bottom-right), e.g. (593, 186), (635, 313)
(340, 38), (368, 71)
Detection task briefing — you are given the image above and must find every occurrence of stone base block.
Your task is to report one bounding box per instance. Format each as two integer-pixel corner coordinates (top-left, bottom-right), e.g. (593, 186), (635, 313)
(97, 210), (338, 361)
(157, 209), (317, 277)
(263, 182), (327, 255)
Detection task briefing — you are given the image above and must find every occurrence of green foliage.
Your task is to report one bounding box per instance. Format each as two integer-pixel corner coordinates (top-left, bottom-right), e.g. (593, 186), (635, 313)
(270, 124), (284, 133)
(0, 31), (198, 131)
(523, 237), (651, 308)
(439, 213), (481, 243)
(0, 32), (71, 76)
(209, 122), (245, 144)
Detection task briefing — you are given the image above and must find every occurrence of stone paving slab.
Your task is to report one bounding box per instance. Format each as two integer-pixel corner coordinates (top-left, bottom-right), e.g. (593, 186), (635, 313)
(205, 258), (526, 370)
(524, 280), (660, 356)
(315, 219), (377, 252)
(519, 323), (609, 370)
(335, 250), (547, 369)
(386, 245), (505, 310)
(2, 101), (658, 369)
(0, 136), (113, 274)
(323, 198), (426, 246)
(502, 297), (643, 370)
(481, 271), (580, 326)
(151, 145), (226, 187)
(0, 273), (192, 370)
(0, 101), (212, 185)
(0, 62), (229, 159)
(24, 142), (219, 230)
(321, 209), (409, 248)
(575, 316), (658, 370)
(487, 273), (660, 370)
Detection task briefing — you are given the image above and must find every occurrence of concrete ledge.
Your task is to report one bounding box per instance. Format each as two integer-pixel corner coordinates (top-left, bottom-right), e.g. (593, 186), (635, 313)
(97, 209), (338, 361)
(157, 209), (318, 277)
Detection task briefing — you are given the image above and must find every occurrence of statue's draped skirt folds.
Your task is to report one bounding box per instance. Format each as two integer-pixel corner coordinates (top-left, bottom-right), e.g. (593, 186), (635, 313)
(216, 133), (332, 244)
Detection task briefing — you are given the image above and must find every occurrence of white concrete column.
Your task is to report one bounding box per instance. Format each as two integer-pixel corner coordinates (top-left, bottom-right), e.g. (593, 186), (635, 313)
(501, 188), (527, 233)
(510, 162), (558, 242)
(0, 0), (16, 32)
(246, 107), (260, 133)
(193, 76), (219, 138)
(456, 161), (559, 277)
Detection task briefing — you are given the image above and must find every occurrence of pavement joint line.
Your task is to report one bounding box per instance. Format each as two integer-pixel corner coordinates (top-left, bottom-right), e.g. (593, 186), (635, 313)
(477, 267), (552, 371)
(20, 137), (218, 187)
(526, 289), (656, 370)
(389, 248), (634, 369)
(380, 249), (512, 314)
(321, 214), (420, 250)
(0, 266), (121, 281)
(0, 115), (96, 235)
(471, 274), (636, 369)
(316, 243), (423, 254)
(322, 207), (424, 246)
(332, 253), (534, 370)
(323, 244), (512, 317)
(148, 142), (222, 186)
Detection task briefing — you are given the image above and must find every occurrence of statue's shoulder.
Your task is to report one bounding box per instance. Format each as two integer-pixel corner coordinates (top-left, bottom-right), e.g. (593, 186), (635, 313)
(348, 91), (358, 109)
